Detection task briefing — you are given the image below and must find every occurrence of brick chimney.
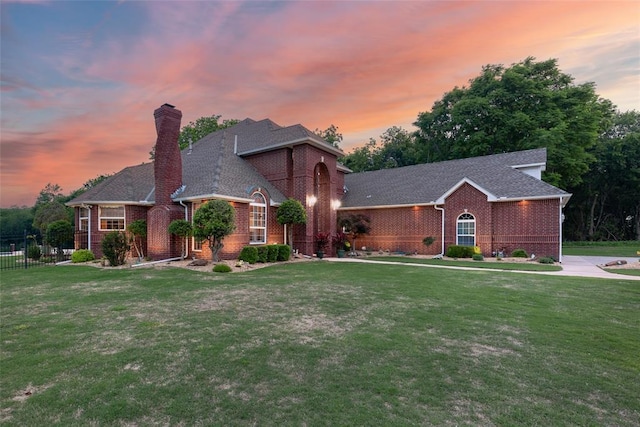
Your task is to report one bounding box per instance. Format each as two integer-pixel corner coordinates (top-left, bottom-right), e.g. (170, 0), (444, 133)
(153, 103), (183, 205)
(147, 103), (184, 260)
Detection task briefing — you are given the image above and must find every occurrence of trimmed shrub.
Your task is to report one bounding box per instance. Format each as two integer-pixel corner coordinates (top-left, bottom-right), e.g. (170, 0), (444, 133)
(71, 249), (95, 263)
(267, 245), (279, 262)
(27, 245), (42, 261)
(511, 248), (528, 258)
(239, 246), (258, 264)
(101, 231), (129, 267)
(213, 263), (232, 273)
(538, 257), (555, 264)
(446, 245), (475, 258)
(277, 244), (291, 261)
(472, 254), (484, 261)
(256, 246), (269, 263)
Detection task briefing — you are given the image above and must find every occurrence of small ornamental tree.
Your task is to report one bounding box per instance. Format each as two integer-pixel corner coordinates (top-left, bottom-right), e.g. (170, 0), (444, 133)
(337, 213), (371, 254)
(127, 219), (147, 262)
(101, 231), (129, 266)
(192, 200), (236, 262)
(45, 219), (73, 261)
(168, 219), (193, 259)
(276, 198), (307, 249)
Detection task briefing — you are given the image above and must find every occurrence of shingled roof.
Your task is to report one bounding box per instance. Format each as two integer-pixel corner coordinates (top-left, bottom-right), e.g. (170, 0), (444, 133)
(174, 129), (287, 204)
(341, 148), (570, 209)
(68, 162), (155, 206)
(67, 117), (339, 207)
(228, 118), (343, 156)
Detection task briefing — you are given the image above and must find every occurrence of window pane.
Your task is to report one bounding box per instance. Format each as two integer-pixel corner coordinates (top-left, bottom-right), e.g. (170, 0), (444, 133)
(458, 236), (475, 246)
(457, 213), (475, 246)
(101, 206), (124, 217)
(249, 192), (267, 244)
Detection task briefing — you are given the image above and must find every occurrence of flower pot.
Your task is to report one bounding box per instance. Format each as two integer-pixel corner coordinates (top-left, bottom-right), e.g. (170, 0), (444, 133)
(317, 250), (324, 259)
(337, 249), (345, 258)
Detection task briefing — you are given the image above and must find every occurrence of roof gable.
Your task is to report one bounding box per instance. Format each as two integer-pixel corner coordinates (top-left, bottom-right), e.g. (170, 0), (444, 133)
(219, 118), (343, 157)
(342, 148), (570, 209)
(67, 162), (155, 206)
(176, 129), (287, 204)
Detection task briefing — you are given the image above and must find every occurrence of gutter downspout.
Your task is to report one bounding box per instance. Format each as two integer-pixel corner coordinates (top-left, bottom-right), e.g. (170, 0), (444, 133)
(87, 205), (92, 252)
(434, 205), (445, 256)
(132, 257), (183, 268)
(179, 200), (188, 260)
(559, 197), (564, 264)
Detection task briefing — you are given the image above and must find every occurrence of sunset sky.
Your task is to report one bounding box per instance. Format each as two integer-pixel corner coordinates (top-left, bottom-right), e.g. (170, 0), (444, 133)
(1, 0), (638, 208)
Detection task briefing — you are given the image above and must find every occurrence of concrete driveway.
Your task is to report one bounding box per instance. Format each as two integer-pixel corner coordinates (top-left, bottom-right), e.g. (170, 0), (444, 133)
(555, 255), (640, 280)
(328, 255), (640, 280)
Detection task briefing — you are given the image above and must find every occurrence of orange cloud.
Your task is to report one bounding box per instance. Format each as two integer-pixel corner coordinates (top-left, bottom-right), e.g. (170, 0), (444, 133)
(1, 1), (638, 207)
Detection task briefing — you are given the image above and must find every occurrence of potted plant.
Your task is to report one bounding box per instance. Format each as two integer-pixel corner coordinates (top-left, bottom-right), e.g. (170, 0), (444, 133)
(315, 232), (330, 259)
(332, 231), (348, 258)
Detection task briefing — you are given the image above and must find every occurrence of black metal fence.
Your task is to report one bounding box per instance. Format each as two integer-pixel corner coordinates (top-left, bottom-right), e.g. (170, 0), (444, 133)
(0, 230), (73, 270)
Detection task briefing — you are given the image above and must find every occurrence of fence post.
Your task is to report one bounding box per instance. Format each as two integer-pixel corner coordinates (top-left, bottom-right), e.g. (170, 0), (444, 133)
(24, 229), (28, 269)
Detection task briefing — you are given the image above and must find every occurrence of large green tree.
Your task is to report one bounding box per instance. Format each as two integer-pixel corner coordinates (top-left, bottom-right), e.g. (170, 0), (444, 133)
(314, 124), (343, 147)
(150, 114), (239, 159)
(343, 127), (419, 172)
(33, 201), (69, 236)
(564, 110), (640, 241)
(192, 200), (236, 262)
(413, 57), (615, 189)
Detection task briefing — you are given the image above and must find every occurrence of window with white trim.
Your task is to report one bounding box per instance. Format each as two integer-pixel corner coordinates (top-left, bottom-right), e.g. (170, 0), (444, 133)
(99, 206), (125, 230)
(249, 192), (267, 244)
(456, 212), (475, 246)
(192, 202), (203, 251)
(79, 207), (89, 231)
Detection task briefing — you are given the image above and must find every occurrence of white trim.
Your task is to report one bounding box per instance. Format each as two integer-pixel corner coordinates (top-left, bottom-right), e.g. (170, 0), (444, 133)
(559, 196), (564, 263)
(456, 212), (476, 246)
(98, 205), (126, 231)
(436, 177), (497, 203)
(494, 194), (572, 205)
(174, 193), (253, 203)
(249, 192), (267, 244)
(67, 200), (152, 207)
(237, 137), (344, 157)
(339, 202), (437, 211)
(338, 193), (571, 211)
(511, 161), (546, 170)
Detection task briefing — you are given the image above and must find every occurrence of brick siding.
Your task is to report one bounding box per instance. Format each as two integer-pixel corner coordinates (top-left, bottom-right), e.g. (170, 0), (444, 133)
(339, 183), (562, 259)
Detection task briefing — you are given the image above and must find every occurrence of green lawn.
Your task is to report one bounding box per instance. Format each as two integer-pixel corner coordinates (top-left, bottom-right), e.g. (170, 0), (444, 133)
(604, 268), (640, 277)
(367, 256), (562, 271)
(563, 241), (640, 257)
(2, 263), (639, 425)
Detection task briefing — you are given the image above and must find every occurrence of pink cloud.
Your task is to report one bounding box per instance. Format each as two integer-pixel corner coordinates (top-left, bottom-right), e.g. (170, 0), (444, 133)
(1, 0), (638, 207)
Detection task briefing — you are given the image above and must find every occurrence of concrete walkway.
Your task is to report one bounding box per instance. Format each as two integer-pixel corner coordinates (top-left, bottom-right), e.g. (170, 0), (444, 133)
(326, 255), (640, 281)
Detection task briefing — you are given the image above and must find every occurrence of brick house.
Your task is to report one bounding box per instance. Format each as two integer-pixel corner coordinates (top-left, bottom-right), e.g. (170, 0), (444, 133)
(68, 104), (571, 262)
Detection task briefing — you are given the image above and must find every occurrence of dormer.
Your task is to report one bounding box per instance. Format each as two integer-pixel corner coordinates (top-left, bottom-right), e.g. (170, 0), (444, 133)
(511, 161), (546, 180)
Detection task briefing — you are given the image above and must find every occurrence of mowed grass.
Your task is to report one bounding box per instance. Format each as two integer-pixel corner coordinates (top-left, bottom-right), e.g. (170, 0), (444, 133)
(563, 241), (640, 257)
(1, 263), (639, 426)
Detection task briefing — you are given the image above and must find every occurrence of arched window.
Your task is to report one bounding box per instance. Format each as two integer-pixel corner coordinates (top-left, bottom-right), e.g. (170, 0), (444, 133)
(456, 212), (475, 246)
(250, 192), (267, 244)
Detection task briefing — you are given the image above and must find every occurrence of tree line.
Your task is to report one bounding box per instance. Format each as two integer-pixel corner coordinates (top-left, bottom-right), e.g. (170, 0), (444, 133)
(2, 57), (636, 243)
(340, 58), (639, 242)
